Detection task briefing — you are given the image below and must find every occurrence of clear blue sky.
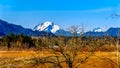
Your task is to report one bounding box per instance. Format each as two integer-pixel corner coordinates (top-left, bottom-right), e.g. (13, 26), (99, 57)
(0, 0), (120, 31)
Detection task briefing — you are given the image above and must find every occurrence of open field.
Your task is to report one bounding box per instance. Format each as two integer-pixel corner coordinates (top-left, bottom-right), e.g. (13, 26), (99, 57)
(0, 50), (119, 68)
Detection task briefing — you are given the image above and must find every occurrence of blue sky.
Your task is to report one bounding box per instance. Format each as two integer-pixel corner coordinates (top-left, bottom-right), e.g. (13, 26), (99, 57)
(0, 0), (120, 31)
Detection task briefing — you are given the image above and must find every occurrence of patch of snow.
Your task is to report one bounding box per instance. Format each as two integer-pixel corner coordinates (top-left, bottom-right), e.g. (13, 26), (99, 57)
(93, 27), (102, 32)
(37, 21), (52, 31)
(33, 21), (60, 33)
(51, 25), (60, 33)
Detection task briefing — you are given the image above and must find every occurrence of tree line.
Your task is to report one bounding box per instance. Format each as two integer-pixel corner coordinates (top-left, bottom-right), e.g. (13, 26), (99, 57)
(0, 33), (119, 51)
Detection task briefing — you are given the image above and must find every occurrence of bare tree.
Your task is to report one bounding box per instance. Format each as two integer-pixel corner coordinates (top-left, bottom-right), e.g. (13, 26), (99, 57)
(68, 25), (80, 37)
(31, 44), (95, 68)
(106, 13), (120, 68)
(51, 45), (95, 68)
(111, 13), (120, 68)
(68, 25), (85, 45)
(80, 24), (85, 35)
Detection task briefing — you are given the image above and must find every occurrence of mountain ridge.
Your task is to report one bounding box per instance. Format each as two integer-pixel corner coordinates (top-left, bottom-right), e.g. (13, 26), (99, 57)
(0, 19), (54, 36)
(33, 21), (120, 37)
(33, 21), (74, 36)
(0, 19), (120, 37)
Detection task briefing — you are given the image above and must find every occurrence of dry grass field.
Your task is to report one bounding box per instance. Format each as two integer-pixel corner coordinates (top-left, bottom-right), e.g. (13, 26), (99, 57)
(0, 50), (119, 68)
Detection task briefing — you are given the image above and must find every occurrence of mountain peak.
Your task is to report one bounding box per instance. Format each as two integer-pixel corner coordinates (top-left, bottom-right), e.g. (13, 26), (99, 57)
(43, 21), (53, 26)
(0, 19), (54, 36)
(92, 27), (102, 32)
(33, 21), (60, 33)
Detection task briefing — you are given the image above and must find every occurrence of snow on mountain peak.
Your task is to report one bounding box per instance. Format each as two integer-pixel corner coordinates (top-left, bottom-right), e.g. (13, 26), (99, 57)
(33, 21), (60, 33)
(51, 25), (60, 33)
(92, 27), (102, 32)
(35, 21), (52, 31)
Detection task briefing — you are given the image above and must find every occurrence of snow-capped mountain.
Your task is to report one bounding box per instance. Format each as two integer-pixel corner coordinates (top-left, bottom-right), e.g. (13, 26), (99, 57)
(33, 21), (60, 33)
(0, 19), (54, 36)
(92, 27), (102, 32)
(1, 19), (120, 37)
(83, 27), (104, 36)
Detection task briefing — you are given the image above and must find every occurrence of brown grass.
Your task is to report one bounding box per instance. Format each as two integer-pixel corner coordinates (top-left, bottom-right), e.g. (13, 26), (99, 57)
(0, 50), (119, 68)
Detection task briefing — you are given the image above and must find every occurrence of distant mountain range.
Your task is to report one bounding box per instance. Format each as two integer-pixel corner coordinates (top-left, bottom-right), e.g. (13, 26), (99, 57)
(0, 19), (120, 37)
(33, 21), (73, 36)
(83, 27), (120, 37)
(33, 21), (120, 37)
(106, 28), (120, 36)
(0, 19), (54, 36)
